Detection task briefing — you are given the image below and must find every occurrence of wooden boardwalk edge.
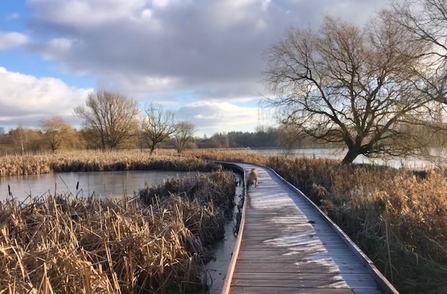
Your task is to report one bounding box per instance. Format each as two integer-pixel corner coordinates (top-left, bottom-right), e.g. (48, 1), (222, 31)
(220, 163), (247, 294)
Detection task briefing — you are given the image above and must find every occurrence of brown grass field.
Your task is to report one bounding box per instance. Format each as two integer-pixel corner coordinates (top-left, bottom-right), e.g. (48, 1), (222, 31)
(0, 149), (446, 293)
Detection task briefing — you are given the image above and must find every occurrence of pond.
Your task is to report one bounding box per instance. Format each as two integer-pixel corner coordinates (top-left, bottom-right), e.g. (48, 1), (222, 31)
(0, 170), (195, 201)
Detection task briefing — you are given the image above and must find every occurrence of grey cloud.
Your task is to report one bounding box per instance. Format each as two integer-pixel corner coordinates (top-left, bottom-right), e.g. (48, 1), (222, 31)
(176, 100), (263, 135)
(24, 0), (391, 102)
(0, 31), (29, 49)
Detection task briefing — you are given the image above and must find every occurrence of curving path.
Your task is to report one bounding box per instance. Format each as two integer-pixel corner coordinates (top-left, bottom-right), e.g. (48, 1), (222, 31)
(221, 162), (398, 294)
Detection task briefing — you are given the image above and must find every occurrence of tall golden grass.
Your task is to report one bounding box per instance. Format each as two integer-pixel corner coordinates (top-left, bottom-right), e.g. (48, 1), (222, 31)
(0, 167), (236, 293)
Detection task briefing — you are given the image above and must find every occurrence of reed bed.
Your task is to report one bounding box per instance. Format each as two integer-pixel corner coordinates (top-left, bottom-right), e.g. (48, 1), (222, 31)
(139, 171), (236, 252)
(0, 169), (236, 293)
(0, 149), (219, 177)
(185, 149), (447, 294)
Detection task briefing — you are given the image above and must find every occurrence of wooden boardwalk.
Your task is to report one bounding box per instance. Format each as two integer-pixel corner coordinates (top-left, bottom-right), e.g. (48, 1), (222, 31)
(222, 162), (398, 294)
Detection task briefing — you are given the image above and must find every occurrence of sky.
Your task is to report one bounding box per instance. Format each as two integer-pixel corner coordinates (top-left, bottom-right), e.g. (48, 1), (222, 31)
(0, 0), (391, 137)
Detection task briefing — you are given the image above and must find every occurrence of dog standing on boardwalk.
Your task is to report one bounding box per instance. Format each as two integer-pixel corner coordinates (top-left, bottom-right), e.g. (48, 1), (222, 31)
(247, 168), (259, 188)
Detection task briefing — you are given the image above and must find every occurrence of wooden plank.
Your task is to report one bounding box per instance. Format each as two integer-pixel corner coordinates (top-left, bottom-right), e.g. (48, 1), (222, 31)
(233, 261), (368, 273)
(231, 264), (365, 276)
(236, 252), (359, 260)
(232, 272), (376, 281)
(230, 286), (382, 294)
(239, 244), (354, 250)
(231, 278), (380, 288)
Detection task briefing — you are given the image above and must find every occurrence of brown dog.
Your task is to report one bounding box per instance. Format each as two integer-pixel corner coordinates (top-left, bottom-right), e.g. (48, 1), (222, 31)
(247, 168), (259, 188)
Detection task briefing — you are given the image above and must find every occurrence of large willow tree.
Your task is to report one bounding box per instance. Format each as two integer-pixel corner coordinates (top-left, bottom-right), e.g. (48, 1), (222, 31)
(264, 13), (435, 164)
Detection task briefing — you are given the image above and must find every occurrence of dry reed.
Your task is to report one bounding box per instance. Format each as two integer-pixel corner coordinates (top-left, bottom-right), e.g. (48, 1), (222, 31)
(0, 149), (219, 177)
(0, 169), (236, 293)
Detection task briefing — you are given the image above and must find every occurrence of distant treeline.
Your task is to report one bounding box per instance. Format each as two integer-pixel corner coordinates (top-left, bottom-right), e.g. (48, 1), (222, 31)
(0, 126), (275, 154)
(196, 129), (278, 149)
(2, 123), (445, 155)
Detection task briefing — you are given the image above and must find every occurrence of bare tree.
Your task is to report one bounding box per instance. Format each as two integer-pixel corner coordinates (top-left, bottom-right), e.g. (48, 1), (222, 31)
(264, 14), (433, 164)
(391, 0), (447, 101)
(40, 116), (70, 153)
(74, 91), (140, 150)
(10, 126), (43, 155)
(141, 103), (178, 155)
(174, 121), (196, 153)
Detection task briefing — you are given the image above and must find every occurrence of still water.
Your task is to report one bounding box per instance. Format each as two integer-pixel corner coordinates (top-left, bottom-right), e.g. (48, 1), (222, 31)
(0, 170), (194, 201)
(251, 148), (440, 169)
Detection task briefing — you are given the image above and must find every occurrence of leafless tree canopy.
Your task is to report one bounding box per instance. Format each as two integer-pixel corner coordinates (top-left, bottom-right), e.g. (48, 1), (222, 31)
(74, 91), (140, 150)
(392, 0), (447, 105)
(141, 103), (178, 155)
(174, 121), (196, 153)
(40, 116), (70, 153)
(264, 14), (434, 163)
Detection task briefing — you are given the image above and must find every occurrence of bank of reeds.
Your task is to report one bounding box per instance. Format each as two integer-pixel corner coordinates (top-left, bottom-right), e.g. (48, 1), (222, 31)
(140, 171), (236, 249)
(0, 150), (218, 177)
(0, 170), (235, 293)
(186, 149), (447, 294)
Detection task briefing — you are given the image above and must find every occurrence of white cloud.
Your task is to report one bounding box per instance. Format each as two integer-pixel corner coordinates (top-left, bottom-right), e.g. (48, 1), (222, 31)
(177, 101), (267, 135)
(0, 31), (29, 50)
(6, 13), (20, 21)
(0, 67), (92, 127)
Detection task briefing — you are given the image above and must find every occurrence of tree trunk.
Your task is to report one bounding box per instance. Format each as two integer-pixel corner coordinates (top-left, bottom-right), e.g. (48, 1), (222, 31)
(341, 147), (360, 164)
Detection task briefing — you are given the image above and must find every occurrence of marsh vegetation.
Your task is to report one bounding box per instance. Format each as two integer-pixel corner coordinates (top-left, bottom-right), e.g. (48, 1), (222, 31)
(1, 149), (446, 293)
(0, 160), (235, 293)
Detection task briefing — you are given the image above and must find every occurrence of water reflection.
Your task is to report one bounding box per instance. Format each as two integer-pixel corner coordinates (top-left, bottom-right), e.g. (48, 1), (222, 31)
(1, 170), (193, 201)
